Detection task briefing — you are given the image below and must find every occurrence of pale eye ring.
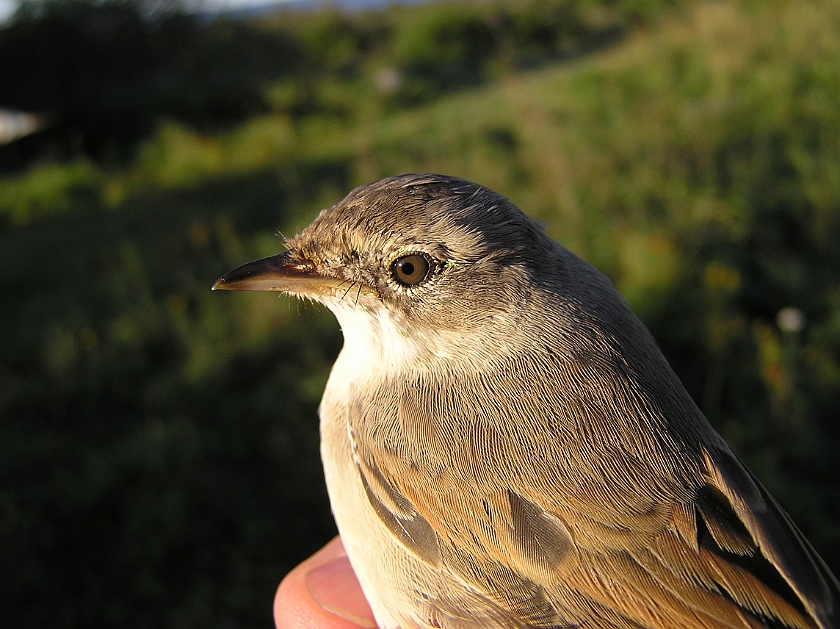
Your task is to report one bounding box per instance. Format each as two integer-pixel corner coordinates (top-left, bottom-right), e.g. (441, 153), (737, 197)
(392, 254), (431, 286)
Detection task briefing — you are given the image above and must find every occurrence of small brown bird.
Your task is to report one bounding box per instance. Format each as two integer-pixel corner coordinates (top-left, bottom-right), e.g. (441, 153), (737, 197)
(214, 174), (839, 629)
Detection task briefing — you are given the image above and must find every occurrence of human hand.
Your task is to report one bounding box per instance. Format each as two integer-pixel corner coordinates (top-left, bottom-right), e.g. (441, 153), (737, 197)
(274, 536), (378, 629)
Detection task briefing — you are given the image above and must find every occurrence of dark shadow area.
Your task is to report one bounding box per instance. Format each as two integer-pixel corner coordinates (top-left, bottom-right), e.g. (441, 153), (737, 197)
(0, 162), (350, 628)
(0, 0), (302, 168)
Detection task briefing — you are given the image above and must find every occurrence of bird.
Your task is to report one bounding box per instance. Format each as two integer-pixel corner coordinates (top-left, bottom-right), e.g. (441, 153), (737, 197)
(213, 174), (839, 629)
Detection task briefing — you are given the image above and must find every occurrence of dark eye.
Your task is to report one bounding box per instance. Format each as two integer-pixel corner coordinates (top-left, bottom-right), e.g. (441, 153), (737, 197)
(392, 254), (431, 286)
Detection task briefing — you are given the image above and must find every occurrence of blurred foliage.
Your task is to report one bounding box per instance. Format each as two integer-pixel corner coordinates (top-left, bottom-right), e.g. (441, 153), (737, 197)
(0, 0), (672, 169)
(2, 0), (840, 627)
(0, 0), (301, 163)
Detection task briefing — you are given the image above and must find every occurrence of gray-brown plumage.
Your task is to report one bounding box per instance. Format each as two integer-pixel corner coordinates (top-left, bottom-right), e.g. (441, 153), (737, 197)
(213, 174), (839, 629)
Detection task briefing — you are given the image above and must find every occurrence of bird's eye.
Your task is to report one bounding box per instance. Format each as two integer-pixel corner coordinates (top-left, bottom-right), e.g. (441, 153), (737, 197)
(392, 254), (431, 286)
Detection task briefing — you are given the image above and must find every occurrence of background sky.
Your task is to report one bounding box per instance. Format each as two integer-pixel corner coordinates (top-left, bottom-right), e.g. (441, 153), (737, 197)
(0, 0), (17, 20)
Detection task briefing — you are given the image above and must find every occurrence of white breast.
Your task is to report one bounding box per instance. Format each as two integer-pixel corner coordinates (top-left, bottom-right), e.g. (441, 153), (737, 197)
(323, 301), (423, 399)
(317, 299), (420, 629)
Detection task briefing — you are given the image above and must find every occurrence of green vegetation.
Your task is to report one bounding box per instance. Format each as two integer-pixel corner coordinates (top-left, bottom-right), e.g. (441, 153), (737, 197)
(2, 0), (839, 626)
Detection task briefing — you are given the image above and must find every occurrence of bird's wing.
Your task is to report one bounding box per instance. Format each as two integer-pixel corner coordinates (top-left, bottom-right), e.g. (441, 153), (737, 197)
(698, 445), (839, 627)
(346, 362), (839, 629)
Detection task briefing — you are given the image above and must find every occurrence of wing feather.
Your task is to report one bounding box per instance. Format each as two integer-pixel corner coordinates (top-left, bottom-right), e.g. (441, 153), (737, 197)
(346, 352), (838, 628)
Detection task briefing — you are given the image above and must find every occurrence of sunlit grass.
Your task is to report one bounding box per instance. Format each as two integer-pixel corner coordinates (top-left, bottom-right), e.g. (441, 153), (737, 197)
(2, 0), (839, 322)
(3, 0), (839, 298)
(0, 159), (100, 224)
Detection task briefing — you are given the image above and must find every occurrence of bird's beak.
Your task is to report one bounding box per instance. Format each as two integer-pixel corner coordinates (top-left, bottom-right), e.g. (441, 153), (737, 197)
(212, 250), (376, 299)
(212, 250), (324, 293)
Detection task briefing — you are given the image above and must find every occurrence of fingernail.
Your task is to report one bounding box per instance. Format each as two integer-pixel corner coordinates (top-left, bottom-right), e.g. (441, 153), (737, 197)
(306, 556), (378, 628)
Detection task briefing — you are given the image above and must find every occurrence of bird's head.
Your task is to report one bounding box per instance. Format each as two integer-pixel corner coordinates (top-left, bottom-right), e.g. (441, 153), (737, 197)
(213, 173), (615, 370)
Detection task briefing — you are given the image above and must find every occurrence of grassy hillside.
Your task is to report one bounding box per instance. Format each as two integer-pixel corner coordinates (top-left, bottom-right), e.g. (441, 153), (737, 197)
(2, 0), (840, 626)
